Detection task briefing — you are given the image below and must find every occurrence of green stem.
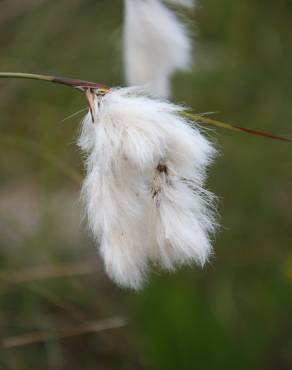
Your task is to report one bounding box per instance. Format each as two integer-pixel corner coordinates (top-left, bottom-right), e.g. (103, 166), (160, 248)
(0, 72), (53, 83)
(0, 72), (108, 91)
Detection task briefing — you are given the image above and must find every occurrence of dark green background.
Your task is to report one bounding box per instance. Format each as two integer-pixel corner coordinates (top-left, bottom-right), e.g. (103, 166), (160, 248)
(0, 1), (291, 369)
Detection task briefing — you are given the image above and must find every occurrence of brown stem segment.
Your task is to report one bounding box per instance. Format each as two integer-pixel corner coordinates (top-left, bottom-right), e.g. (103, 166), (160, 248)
(52, 76), (108, 91)
(233, 125), (292, 142)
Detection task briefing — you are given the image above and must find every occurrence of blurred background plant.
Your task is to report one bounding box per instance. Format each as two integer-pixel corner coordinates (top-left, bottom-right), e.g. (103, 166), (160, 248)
(0, 0), (291, 369)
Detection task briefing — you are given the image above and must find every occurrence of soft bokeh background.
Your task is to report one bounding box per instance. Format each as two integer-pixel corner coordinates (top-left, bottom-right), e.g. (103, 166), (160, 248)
(0, 0), (291, 369)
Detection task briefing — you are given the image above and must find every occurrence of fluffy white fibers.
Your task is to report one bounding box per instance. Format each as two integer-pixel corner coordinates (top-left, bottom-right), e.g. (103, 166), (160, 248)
(123, 0), (192, 98)
(78, 88), (217, 289)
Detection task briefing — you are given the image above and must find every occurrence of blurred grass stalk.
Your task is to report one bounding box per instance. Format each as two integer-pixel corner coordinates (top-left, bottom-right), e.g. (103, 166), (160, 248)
(2, 317), (126, 348)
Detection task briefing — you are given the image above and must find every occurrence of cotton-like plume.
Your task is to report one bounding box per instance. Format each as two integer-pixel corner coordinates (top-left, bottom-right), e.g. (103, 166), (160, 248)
(78, 88), (217, 290)
(123, 0), (192, 98)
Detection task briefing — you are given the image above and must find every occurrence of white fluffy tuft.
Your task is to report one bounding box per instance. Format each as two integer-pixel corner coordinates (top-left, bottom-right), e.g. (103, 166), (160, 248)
(78, 88), (217, 289)
(123, 0), (192, 98)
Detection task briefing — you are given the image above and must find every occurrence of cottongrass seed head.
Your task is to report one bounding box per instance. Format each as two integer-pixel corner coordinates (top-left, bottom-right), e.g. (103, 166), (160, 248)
(78, 87), (217, 290)
(123, 0), (192, 98)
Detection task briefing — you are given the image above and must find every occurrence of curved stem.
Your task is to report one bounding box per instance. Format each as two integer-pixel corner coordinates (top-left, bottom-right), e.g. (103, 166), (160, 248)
(0, 72), (53, 82)
(184, 112), (292, 143)
(0, 72), (109, 91)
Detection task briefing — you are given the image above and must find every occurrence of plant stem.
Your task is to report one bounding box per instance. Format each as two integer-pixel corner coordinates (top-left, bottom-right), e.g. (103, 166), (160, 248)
(0, 73), (290, 142)
(184, 112), (292, 143)
(0, 72), (108, 91)
(0, 72), (53, 82)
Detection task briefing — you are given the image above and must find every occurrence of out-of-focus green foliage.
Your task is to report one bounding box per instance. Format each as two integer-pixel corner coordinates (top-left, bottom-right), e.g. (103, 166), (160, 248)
(0, 1), (291, 369)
